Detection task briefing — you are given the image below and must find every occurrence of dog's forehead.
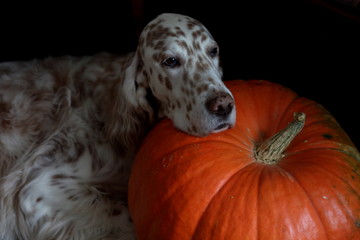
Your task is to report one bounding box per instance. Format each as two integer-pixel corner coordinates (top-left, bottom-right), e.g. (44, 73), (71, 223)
(142, 13), (215, 53)
(155, 13), (201, 29)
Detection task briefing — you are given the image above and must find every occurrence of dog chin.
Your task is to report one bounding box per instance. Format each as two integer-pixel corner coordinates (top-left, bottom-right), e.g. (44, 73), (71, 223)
(185, 121), (235, 137)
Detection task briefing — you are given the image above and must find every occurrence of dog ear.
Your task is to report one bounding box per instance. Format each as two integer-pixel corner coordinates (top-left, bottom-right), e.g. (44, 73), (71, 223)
(105, 51), (153, 156)
(122, 52), (150, 111)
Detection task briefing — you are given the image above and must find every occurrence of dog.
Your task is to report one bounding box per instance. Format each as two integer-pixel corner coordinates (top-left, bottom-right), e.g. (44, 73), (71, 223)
(0, 13), (236, 239)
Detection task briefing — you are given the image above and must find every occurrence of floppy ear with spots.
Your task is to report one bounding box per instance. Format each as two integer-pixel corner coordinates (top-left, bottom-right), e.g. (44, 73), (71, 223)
(122, 52), (151, 111)
(106, 51), (154, 155)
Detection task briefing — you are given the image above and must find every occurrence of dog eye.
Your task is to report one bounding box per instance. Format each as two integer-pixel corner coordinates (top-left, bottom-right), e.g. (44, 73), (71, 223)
(163, 57), (179, 68)
(209, 47), (218, 57)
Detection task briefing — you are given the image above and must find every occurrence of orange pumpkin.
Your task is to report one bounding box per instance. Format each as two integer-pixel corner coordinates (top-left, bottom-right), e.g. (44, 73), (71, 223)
(128, 80), (360, 240)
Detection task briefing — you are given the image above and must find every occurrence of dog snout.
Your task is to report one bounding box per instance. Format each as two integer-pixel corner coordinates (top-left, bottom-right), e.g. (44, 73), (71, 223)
(206, 92), (234, 117)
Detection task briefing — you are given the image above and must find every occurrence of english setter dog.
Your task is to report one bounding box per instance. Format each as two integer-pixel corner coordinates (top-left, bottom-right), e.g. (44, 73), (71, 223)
(0, 13), (236, 239)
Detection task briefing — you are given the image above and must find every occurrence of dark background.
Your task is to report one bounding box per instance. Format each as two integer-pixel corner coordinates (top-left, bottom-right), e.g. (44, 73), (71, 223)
(1, 0), (359, 148)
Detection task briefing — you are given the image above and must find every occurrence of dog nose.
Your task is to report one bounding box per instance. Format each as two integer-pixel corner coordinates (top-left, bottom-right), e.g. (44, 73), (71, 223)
(206, 92), (234, 117)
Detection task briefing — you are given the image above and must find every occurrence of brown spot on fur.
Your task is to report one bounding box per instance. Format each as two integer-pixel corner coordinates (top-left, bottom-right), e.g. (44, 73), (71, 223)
(145, 25), (175, 48)
(192, 30), (202, 39)
(137, 82), (147, 88)
(144, 20), (161, 33)
(193, 40), (201, 50)
(165, 77), (172, 90)
(187, 58), (193, 68)
(191, 125), (197, 132)
(154, 41), (165, 50)
(208, 77), (216, 84)
(0, 101), (11, 127)
(196, 84), (209, 94)
(52, 174), (66, 179)
(201, 34), (208, 42)
(175, 27), (186, 37)
(183, 72), (189, 83)
(186, 103), (192, 112)
(194, 73), (200, 81)
(181, 87), (190, 96)
(187, 22), (195, 30)
(186, 18), (201, 30)
(176, 40), (193, 55)
(68, 195), (79, 201)
(75, 142), (85, 159)
(158, 73), (164, 84)
(142, 70), (149, 83)
(196, 62), (209, 72)
(152, 53), (161, 62)
(145, 25), (170, 47)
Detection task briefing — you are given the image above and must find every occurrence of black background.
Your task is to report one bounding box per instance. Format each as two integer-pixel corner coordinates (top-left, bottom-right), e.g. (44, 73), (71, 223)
(1, 0), (359, 148)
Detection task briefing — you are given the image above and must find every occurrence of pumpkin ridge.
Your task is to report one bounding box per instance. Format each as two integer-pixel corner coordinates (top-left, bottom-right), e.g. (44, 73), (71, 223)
(284, 146), (356, 159)
(336, 143), (360, 162)
(132, 138), (253, 203)
(335, 189), (360, 234)
(193, 155), (256, 238)
(195, 139), (253, 152)
(230, 132), (255, 152)
(283, 147), (360, 177)
(274, 165), (330, 239)
(255, 164), (265, 240)
(192, 161), (263, 238)
(301, 119), (346, 139)
(280, 152), (360, 236)
(256, 165), (335, 239)
(281, 149), (360, 185)
(243, 80), (299, 139)
(134, 140), (255, 239)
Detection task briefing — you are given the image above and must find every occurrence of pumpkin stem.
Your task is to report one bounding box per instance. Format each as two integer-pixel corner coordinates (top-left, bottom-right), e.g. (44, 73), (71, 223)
(255, 112), (306, 164)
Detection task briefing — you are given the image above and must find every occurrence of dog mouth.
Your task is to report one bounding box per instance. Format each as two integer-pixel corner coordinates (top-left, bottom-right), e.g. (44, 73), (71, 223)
(212, 123), (231, 133)
(215, 123), (229, 130)
(211, 110), (237, 134)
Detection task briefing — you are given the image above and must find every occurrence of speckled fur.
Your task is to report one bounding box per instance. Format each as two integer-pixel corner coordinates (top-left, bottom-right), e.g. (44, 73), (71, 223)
(0, 13), (235, 240)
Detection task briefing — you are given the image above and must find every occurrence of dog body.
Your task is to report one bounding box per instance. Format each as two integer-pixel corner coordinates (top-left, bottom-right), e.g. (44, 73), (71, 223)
(0, 13), (235, 239)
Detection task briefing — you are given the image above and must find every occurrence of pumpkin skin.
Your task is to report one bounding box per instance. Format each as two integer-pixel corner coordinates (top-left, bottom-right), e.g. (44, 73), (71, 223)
(128, 80), (360, 240)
